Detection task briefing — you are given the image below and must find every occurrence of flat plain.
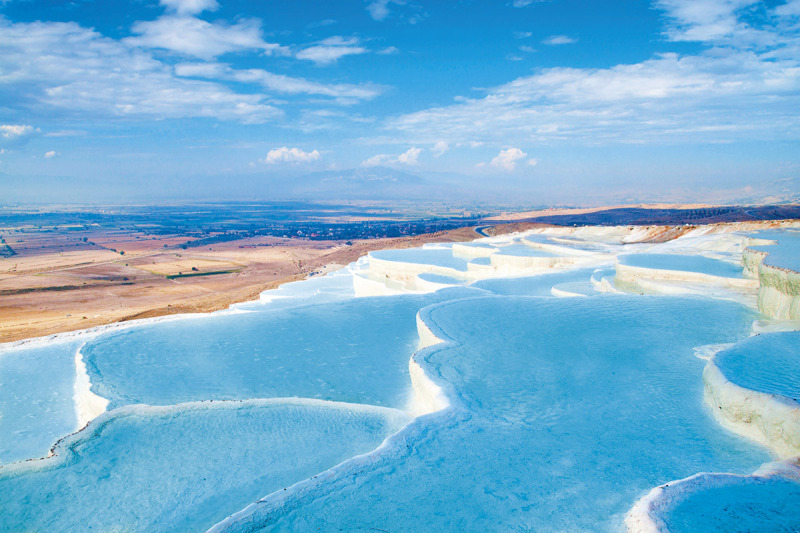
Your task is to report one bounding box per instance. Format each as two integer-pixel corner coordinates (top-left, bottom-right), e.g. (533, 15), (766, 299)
(0, 203), (484, 342)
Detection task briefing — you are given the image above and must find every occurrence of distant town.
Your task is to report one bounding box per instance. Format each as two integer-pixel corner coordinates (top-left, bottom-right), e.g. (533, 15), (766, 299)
(4, 202), (800, 261)
(0, 202), (499, 259)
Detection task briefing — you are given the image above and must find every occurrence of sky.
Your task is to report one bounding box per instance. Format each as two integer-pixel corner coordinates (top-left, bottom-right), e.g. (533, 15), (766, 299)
(0, 0), (799, 205)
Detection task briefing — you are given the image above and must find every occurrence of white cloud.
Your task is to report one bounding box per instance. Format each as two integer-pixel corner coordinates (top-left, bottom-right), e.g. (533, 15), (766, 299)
(386, 15), (800, 147)
(160, 0), (218, 15)
(296, 36), (368, 65)
(172, 62), (226, 78)
(361, 154), (390, 166)
(367, 0), (391, 20)
(292, 108), (375, 133)
(260, 147), (321, 164)
(0, 124), (34, 139)
(44, 150), (59, 158)
(514, 31), (533, 39)
(0, 19), (282, 123)
(366, 0), (405, 21)
(542, 35), (577, 45)
(126, 16), (284, 59)
(378, 46), (399, 55)
(528, 158), (539, 166)
(776, 0), (800, 16)
(45, 129), (86, 137)
(362, 147), (421, 166)
(655, 0), (759, 42)
(397, 146), (421, 165)
(175, 62), (382, 102)
(365, 0), (425, 24)
(490, 148), (527, 171)
(431, 141), (449, 157)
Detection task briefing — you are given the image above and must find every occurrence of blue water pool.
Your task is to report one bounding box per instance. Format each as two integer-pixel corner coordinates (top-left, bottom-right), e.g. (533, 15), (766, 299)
(0, 400), (408, 532)
(748, 229), (800, 272)
(225, 295), (768, 532)
(619, 253), (744, 278)
(82, 289), (481, 410)
(715, 331), (800, 401)
(370, 247), (470, 271)
(0, 340), (81, 464)
(661, 476), (800, 532)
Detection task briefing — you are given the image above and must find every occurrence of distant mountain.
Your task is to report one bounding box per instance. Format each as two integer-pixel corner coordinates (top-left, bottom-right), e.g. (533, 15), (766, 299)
(284, 166), (454, 200)
(735, 177), (800, 205)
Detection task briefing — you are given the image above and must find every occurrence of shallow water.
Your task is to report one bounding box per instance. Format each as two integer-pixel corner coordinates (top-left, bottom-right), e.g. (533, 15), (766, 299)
(715, 331), (800, 400)
(0, 400), (408, 532)
(494, 243), (555, 257)
(417, 272), (465, 285)
(83, 288), (481, 410)
(370, 246), (470, 271)
(0, 228), (790, 532)
(234, 267), (357, 312)
(619, 253), (744, 278)
(234, 295), (769, 532)
(0, 340), (81, 464)
(749, 229), (800, 272)
(662, 477), (800, 532)
(472, 267), (603, 296)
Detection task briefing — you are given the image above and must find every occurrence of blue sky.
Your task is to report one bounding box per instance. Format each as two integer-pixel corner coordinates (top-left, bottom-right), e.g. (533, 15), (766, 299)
(1, 0), (799, 205)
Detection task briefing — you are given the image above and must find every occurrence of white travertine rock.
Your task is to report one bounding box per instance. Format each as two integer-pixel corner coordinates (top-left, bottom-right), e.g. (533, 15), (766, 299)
(409, 312), (450, 416)
(703, 359), (800, 459)
(743, 235), (800, 320)
(615, 261), (757, 289)
(73, 347), (109, 429)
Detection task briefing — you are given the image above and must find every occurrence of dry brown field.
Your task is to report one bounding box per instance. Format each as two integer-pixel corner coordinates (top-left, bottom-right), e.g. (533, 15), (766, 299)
(0, 226), (480, 343)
